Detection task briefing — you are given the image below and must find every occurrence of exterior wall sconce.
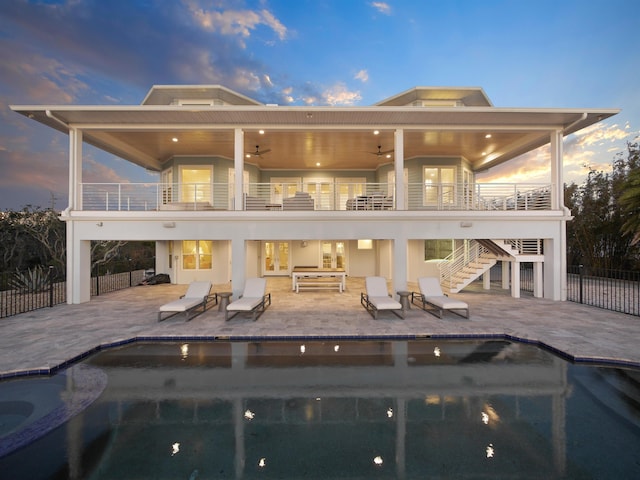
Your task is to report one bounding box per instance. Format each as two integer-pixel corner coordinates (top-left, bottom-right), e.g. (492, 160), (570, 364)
(163, 222), (176, 228)
(460, 221), (473, 228)
(96, 222), (103, 227)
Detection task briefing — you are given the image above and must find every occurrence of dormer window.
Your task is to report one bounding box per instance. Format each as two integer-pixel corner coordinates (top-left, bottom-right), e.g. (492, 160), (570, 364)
(411, 100), (463, 107)
(175, 99), (226, 106)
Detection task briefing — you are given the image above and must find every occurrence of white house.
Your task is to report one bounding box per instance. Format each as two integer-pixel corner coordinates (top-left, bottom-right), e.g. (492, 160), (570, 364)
(11, 85), (618, 304)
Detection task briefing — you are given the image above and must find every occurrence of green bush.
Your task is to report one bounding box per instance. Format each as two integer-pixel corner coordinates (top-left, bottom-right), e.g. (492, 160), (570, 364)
(9, 266), (51, 293)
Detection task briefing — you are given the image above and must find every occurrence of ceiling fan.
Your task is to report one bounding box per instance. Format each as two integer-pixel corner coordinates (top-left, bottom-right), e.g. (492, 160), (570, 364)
(369, 145), (394, 157)
(246, 145), (271, 157)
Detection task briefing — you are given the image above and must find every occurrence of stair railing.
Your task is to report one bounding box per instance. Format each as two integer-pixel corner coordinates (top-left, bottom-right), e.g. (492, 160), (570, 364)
(438, 240), (491, 290)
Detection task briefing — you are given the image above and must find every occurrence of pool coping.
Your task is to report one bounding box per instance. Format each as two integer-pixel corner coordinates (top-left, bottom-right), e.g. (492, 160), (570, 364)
(2, 332), (638, 381)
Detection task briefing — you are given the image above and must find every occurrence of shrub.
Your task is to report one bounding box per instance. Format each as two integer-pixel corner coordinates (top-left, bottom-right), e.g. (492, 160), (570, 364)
(9, 266), (51, 293)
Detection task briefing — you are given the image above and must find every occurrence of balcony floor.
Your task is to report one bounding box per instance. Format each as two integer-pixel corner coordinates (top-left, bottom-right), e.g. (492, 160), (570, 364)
(1, 277), (638, 377)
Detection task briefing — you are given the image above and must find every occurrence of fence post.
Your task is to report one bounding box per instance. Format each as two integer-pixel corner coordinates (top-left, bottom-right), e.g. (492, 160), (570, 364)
(96, 266), (100, 297)
(579, 264), (584, 304)
(49, 265), (54, 307)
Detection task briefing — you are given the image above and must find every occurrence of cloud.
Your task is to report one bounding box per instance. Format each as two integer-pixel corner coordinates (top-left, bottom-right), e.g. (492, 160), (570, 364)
(184, 1), (287, 45)
(355, 69), (369, 83)
(322, 83), (362, 106)
(371, 2), (392, 15)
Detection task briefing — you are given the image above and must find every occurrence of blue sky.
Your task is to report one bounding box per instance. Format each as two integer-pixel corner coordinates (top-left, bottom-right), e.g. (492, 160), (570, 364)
(1, 0), (638, 210)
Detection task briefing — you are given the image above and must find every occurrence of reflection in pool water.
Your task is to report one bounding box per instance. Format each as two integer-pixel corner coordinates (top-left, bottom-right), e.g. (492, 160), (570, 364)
(0, 339), (639, 479)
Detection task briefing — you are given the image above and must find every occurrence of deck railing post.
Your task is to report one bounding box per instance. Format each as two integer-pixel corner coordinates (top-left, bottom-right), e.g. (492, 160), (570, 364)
(579, 264), (584, 304)
(49, 265), (54, 307)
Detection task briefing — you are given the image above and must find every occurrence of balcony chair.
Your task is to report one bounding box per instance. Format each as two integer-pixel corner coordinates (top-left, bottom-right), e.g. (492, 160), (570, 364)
(158, 281), (218, 322)
(283, 191), (314, 210)
(411, 277), (469, 318)
(226, 277), (271, 321)
(361, 276), (404, 319)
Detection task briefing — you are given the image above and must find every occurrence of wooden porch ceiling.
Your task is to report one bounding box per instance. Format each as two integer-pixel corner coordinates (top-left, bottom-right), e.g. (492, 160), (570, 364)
(10, 105), (618, 172)
(86, 128), (544, 172)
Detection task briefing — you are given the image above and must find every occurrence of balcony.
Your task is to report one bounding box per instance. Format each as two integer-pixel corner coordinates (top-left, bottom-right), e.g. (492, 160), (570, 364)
(80, 182), (553, 212)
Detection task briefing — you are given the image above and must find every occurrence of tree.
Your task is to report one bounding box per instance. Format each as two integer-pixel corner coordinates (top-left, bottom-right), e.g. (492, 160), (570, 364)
(566, 142), (640, 271)
(619, 142), (640, 245)
(0, 206), (66, 274)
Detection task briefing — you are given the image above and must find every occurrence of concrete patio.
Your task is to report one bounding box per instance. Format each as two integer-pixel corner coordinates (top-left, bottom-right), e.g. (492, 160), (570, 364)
(1, 277), (639, 378)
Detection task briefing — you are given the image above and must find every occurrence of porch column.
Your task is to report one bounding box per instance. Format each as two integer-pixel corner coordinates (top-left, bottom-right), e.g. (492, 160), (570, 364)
(234, 128), (244, 211)
(394, 129), (405, 210)
(230, 237), (246, 299)
(483, 269), (491, 290)
(544, 235), (566, 301)
(69, 128), (83, 210)
(510, 261), (520, 298)
(67, 231), (91, 304)
(392, 238), (408, 295)
(550, 129), (563, 210)
(501, 261), (510, 290)
(533, 261), (544, 298)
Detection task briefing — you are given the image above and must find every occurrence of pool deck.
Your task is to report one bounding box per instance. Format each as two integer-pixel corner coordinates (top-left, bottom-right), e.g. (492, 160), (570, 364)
(1, 277), (639, 377)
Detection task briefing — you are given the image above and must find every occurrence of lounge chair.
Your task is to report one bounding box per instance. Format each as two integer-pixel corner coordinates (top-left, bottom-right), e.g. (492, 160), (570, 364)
(158, 281), (217, 322)
(411, 277), (469, 318)
(226, 277), (271, 321)
(361, 276), (404, 319)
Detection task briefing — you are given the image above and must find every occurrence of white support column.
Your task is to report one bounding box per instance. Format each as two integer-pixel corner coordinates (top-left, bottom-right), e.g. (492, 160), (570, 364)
(501, 261), (510, 290)
(549, 129), (563, 210)
(533, 261), (544, 298)
(394, 129), (405, 210)
(69, 128), (83, 210)
(392, 238), (408, 296)
(67, 233), (91, 304)
(231, 237), (246, 299)
(234, 128), (244, 211)
(483, 269), (491, 290)
(543, 236), (565, 301)
(510, 261), (520, 298)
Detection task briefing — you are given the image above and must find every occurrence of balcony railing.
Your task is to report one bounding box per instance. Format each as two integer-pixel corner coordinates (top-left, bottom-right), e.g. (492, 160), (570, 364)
(80, 182), (553, 212)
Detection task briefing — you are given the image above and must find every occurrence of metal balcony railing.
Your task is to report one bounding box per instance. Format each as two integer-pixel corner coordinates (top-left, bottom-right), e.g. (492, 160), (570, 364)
(80, 182), (553, 212)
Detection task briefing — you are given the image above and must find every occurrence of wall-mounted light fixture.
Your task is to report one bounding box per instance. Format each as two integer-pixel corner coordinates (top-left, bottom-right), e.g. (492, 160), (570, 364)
(96, 222), (103, 227)
(460, 221), (473, 228)
(163, 222), (176, 228)
(357, 239), (373, 249)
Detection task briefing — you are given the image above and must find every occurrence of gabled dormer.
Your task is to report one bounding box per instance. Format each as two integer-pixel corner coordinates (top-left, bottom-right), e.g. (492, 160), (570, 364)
(375, 86), (492, 107)
(141, 85), (263, 106)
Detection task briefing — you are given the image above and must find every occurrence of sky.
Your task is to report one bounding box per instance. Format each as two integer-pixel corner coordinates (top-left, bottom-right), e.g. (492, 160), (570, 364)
(0, 0), (638, 211)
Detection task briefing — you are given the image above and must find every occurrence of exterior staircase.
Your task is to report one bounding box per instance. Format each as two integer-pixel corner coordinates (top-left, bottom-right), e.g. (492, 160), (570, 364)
(439, 239), (525, 293)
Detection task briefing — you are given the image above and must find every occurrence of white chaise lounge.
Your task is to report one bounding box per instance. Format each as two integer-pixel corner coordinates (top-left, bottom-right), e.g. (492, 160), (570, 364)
(157, 281), (217, 322)
(411, 277), (469, 318)
(360, 276), (404, 319)
(225, 277), (271, 321)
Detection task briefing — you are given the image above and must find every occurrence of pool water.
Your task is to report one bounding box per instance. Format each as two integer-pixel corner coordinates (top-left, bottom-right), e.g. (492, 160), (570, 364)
(0, 339), (639, 479)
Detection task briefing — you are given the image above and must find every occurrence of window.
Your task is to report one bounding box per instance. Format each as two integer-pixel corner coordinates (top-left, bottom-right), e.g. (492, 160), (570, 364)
(424, 167), (456, 206)
(424, 240), (454, 260)
(180, 166), (212, 203)
(182, 240), (213, 270)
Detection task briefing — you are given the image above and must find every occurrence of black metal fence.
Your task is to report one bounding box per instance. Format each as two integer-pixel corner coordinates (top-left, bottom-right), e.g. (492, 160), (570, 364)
(490, 263), (638, 316)
(1, 268), (150, 319)
(567, 265), (640, 316)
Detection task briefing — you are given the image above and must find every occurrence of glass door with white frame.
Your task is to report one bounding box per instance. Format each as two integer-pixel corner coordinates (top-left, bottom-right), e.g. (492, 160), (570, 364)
(322, 241), (346, 269)
(264, 242), (290, 276)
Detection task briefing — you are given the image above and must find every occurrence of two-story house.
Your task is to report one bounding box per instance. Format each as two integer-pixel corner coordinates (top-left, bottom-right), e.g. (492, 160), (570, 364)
(11, 85), (618, 304)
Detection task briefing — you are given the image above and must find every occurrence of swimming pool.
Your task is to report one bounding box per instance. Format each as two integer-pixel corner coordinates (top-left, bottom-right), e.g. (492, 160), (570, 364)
(0, 339), (639, 479)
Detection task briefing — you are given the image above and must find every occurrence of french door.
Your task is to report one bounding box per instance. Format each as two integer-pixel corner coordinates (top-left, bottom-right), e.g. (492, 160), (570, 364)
(322, 241), (345, 269)
(263, 241), (290, 276)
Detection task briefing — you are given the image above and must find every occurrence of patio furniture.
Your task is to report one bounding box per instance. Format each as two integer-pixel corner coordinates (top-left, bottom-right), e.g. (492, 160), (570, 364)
(283, 191), (315, 210)
(158, 281), (217, 322)
(226, 277), (271, 321)
(411, 276), (469, 318)
(361, 276), (404, 319)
